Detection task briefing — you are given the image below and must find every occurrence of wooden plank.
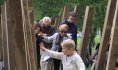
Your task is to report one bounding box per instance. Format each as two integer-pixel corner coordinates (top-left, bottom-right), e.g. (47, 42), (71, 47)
(79, 6), (93, 61)
(106, 1), (118, 70)
(74, 5), (81, 24)
(20, 0), (37, 70)
(74, 5), (81, 49)
(4, 2), (17, 70)
(1, 4), (11, 70)
(0, 5), (2, 60)
(95, 0), (117, 70)
(20, 0), (31, 70)
(7, 0), (30, 70)
(27, 0), (37, 69)
(51, 17), (56, 25)
(54, 17), (59, 29)
(62, 6), (69, 21)
(54, 16), (61, 30)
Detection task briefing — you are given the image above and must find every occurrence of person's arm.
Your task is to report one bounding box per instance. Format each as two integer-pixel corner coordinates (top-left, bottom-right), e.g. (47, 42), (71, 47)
(40, 42), (63, 60)
(76, 55), (86, 70)
(42, 33), (57, 43)
(38, 33), (57, 43)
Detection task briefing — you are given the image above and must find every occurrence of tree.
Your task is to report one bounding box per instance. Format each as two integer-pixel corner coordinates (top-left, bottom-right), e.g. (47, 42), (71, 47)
(0, 0), (4, 6)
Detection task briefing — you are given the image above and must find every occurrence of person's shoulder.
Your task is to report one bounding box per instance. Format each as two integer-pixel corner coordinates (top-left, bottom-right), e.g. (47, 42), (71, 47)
(52, 33), (59, 36)
(50, 25), (56, 29)
(61, 18), (68, 24)
(74, 52), (82, 59)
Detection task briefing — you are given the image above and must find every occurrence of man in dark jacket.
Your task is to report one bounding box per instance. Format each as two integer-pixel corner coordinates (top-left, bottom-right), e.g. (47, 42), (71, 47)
(39, 17), (56, 70)
(33, 17), (56, 70)
(61, 11), (77, 50)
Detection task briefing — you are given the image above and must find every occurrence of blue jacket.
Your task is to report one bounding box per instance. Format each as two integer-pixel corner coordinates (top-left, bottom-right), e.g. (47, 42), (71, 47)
(43, 33), (71, 51)
(61, 19), (77, 44)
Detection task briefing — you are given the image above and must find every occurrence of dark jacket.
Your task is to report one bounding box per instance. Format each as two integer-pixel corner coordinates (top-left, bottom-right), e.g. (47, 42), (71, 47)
(61, 19), (77, 45)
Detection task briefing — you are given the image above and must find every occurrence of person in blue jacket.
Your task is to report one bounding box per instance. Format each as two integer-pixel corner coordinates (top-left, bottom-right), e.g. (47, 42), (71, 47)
(61, 11), (77, 50)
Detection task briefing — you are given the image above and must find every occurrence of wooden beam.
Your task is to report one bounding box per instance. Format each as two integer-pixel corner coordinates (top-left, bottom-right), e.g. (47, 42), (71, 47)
(79, 6), (93, 61)
(106, 1), (118, 70)
(62, 6), (69, 21)
(7, 0), (30, 69)
(95, 0), (117, 70)
(27, 0), (37, 69)
(74, 5), (81, 49)
(51, 17), (56, 25)
(74, 5), (81, 24)
(54, 16), (61, 30)
(1, 4), (11, 70)
(4, 2), (17, 70)
(20, 0), (37, 70)
(0, 5), (2, 60)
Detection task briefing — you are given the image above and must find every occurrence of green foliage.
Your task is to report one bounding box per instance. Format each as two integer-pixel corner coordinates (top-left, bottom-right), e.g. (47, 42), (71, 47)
(0, 0), (5, 5)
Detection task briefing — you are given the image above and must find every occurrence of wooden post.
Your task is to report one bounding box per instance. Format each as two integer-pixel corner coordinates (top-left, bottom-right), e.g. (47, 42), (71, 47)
(54, 16), (61, 30)
(20, 0), (37, 70)
(74, 5), (81, 24)
(74, 5), (81, 49)
(1, 4), (13, 70)
(27, 0), (37, 69)
(106, 1), (118, 70)
(51, 17), (56, 25)
(0, 5), (2, 60)
(4, 2), (18, 69)
(95, 0), (117, 70)
(6, 0), (31, 69)
(54, 17), (59, 29)
(79, 6), (93, 62)
(62, 6), (69, 21)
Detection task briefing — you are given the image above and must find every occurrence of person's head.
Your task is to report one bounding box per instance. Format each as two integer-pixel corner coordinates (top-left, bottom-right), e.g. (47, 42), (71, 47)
(67, 11), (76, 23)
(33, 24), (41, 35)
(61, 39), (75, 56)
(58, 24), (68, 37)
(42, 17), (51, 26)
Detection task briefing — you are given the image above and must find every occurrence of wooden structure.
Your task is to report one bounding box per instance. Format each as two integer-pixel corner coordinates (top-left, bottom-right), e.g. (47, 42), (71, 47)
(0, 0), (118, 70)
(79, 6), (93, 62)
(61, 6), (69, 21)
(0, 0), (37, 70)
(106, 1), (118, 70)
(0, 5), (2, 60)
(95, 0), (117, 70)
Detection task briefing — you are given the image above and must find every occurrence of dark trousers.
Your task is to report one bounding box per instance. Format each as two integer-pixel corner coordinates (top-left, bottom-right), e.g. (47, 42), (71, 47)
(37, 48), (40, 69)
(53, 59), (62, 70)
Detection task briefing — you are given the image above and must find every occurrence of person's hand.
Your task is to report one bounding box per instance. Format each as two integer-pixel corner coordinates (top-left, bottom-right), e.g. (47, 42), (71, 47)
(34, 29), (40, 35)
(92, 59), (97, 63)
(40, 42), (46, 51)
(38, 32), (47, 36)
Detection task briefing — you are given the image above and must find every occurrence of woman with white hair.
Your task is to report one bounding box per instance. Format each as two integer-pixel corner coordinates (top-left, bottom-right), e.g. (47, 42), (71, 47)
(33, 17), (56, 70)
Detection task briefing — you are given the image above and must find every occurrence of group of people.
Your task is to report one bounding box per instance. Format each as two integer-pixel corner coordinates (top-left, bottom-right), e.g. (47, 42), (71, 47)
(33, 11), (86, 70)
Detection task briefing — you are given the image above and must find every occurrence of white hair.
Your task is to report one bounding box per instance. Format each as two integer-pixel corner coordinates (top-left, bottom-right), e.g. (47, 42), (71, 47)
(42, 17), (51, 23)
